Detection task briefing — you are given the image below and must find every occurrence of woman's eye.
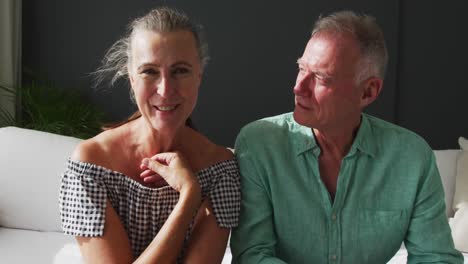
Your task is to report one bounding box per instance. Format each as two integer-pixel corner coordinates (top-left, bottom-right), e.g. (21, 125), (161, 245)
(172, 67), (190, 75)
(141, 69), (158, 75)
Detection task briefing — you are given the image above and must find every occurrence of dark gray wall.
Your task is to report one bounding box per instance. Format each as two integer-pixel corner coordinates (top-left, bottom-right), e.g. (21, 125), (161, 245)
(396, 1), (468, 149)
(22, 0), (466, 148)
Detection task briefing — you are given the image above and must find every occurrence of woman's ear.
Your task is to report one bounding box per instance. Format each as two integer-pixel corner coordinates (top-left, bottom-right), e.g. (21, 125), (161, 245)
(129, 72), (135, 87)
(196, 68), (203, 87)
(360, 77), (383, 108)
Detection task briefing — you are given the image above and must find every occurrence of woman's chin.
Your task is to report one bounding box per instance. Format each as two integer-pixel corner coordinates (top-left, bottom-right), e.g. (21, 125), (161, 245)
(149, 120), (185, 134)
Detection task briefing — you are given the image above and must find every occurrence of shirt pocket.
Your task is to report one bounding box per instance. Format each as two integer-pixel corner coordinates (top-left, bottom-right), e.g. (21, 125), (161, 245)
(356, 209), (409, 262)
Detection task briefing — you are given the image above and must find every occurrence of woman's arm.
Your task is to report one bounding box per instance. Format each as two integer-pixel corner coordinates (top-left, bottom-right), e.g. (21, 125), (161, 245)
(76, 200), (133, 264)
(140, 150), (236, 263)
(135, 182), (201, 263)
(72, 143), (202, 263)
(135, 152), (203, 263)
(77, 189), (201, 264)
(183, 199), (231, 263)
(71, 141), (134, 263)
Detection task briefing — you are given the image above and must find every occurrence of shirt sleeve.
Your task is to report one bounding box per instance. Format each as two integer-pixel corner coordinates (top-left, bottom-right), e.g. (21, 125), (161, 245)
(230, 132), (288, 264)
(58, 159), (107, 237)
(405, 150), (463, 263)
(209, 160), (241, 228)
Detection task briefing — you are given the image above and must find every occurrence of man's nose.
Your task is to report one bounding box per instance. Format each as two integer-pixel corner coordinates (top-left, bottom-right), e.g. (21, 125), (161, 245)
(293, 72), (313, 96)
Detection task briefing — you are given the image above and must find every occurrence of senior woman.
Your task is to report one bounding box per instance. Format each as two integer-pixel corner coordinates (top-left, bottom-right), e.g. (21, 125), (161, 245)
(58, 7), (240, 263)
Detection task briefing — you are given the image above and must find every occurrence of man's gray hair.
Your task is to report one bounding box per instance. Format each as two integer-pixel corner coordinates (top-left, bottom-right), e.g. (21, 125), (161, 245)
(311, 10), (388, 82)
(93, 7), (209, 88)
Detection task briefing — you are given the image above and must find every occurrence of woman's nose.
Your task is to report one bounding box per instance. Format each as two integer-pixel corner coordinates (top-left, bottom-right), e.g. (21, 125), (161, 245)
(156, 75), (175, 97)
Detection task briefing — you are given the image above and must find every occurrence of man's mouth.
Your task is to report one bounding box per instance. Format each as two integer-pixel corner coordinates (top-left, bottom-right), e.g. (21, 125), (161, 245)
(295, 101), (310, 110)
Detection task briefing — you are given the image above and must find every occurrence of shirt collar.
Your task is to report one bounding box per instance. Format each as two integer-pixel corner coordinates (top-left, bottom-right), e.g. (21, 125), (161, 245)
(347, 113), (376, 158)
(291, 113), (376, 158)
(291, 120), (320, 156)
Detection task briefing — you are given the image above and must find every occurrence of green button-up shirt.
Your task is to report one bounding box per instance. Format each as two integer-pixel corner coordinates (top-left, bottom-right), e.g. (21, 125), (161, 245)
(231, 113), (462, 263)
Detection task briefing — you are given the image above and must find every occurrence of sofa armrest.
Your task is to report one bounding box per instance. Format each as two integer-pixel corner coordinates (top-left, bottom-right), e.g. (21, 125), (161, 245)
(0, 127), (81, 232)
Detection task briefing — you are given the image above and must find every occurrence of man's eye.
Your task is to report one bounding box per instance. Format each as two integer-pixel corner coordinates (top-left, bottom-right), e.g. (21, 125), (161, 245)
(316, 76), (331, 85)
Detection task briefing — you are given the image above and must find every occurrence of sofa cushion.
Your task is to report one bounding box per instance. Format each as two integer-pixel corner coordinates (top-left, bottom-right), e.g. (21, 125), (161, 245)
(434, 149), (460, 217)
(450, 137), (468, 252)
(453, 137), (468, 209)
(0, 127), (81, 231)
(450, 203), (468, 253)
(0, 227), (79, 264)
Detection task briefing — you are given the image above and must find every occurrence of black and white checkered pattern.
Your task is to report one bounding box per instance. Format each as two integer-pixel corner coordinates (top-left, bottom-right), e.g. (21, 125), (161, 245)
(59, 158), (240, 260)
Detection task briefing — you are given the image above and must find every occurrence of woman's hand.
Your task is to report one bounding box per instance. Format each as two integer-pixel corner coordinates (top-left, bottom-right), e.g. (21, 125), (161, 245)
(139, 163), (168, 188)
(136, 153), (203, 263)
(140, 152), (200, 196)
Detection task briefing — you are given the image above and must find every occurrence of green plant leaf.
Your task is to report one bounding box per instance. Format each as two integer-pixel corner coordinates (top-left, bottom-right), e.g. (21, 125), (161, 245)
(0, 105), (16, 126)
(1, 76), (107, 138)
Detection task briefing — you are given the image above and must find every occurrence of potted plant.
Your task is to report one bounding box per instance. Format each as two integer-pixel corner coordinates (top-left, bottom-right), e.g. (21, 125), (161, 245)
(0, 83), (16, 126)
(0, 81), (105, 139)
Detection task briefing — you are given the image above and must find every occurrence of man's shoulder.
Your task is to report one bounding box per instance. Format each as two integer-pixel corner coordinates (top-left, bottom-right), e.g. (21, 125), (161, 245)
(238, 112), (296, 140)
(364, 114), (432, 154)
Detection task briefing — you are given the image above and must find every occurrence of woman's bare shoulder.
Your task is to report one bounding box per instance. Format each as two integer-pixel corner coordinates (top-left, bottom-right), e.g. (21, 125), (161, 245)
(190, 130), (234, 164)
(210, 145), (234, 162)
(70, 129), (119, 166)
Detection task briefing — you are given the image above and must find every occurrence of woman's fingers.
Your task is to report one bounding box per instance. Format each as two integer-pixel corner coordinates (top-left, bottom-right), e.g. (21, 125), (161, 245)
(140, 169), (157, 178)
(140, 168), (168, 186)
(142, 158), (169, 177)
(140, 152), (198, 193)
(142, 175), (168, 187)
(149, 152), (190, 170)
(151, 152), (177, 165)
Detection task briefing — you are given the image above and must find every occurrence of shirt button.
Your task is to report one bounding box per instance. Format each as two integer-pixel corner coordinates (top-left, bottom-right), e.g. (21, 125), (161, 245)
(331, 255), (337, 261)
(331, 213), (337, 221)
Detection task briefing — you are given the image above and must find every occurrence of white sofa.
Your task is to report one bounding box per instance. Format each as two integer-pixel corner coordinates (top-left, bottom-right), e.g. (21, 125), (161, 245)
(0, 126), (466, 263)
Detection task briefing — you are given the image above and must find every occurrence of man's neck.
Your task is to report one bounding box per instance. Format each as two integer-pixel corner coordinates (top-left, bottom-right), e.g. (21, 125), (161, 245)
(313, 117), (361, 158)
(313, 116), (362, 200)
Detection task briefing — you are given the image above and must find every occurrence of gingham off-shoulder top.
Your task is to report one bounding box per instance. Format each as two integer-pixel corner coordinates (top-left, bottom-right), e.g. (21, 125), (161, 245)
(59, 158), (241, 261)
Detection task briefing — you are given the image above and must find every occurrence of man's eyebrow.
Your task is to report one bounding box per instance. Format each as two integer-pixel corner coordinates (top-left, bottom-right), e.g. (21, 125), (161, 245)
(296, 59), (333, 79)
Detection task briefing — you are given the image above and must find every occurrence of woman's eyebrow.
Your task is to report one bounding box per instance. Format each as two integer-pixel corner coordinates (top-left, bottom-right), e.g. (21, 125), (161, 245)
(171, 61), (193, 68)
(137, 63), (159, 71)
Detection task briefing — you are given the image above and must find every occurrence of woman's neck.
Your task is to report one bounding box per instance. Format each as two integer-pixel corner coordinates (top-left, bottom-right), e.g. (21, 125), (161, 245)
(127, 118), (189, 160)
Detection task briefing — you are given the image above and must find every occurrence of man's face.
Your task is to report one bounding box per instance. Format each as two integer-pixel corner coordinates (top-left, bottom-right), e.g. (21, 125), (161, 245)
(293, 32), (364, 131)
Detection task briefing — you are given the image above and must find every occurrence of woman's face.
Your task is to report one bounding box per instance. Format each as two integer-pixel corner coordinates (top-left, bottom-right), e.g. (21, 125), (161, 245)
(129, 30), (202, 133)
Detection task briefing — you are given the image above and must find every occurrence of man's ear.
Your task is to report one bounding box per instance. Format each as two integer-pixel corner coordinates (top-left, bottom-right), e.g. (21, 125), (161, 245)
(360, 77), (383, 108)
